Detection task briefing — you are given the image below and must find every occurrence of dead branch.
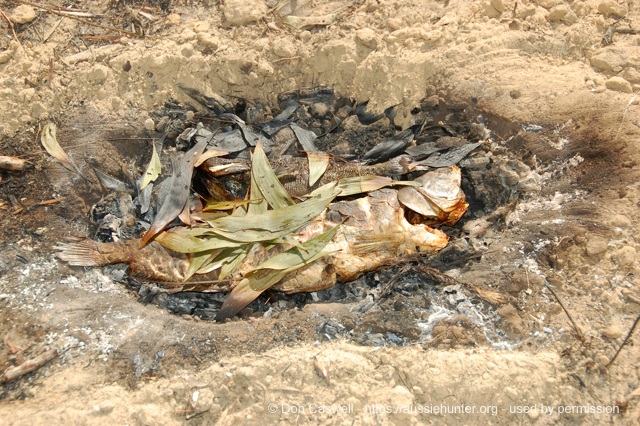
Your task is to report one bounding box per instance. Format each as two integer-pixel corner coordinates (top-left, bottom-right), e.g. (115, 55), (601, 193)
(417, 265), (505, 304)
(1, 348), (58, 383)
(0, 156), (27, 171)
(606, 314), (640, 369)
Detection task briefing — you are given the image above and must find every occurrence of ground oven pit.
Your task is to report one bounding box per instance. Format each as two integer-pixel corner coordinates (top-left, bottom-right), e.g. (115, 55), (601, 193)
(8, 83), (624, 356)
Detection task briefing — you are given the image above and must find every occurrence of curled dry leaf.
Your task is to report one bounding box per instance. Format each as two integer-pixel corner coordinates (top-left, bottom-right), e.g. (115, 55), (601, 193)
(194, 149), (228, 167)
(40, 123), (90, 180)
(139, 143), (161, 190)
(308, 175), (419, 198)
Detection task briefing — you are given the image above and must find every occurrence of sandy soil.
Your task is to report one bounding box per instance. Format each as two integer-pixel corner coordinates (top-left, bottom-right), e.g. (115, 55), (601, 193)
(1, 0), (639, 424)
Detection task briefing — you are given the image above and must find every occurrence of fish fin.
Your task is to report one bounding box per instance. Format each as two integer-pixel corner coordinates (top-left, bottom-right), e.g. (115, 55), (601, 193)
(54, 237), (100, 266)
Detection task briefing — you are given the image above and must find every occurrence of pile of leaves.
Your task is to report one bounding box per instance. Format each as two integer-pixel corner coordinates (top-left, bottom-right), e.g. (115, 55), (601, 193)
(45, 86), (490, 319)
(142, 139), (421, 319)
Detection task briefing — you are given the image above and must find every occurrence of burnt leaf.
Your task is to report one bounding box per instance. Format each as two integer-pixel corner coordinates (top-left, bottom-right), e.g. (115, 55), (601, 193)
(140, 139), (207, 247)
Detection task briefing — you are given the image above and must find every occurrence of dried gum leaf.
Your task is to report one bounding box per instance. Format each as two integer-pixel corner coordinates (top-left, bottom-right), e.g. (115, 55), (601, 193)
(203, 199), (256, 212)
(195, 247), (242, 274)
(290, 124), (318, 152)
(141, 140), (207, 247)
(219, 245), (252, 280)
(253, 225), (338, 271)
(155, 228), (241, 253)
(40, 123), (89, 180)
(307, 151), (330, 187)
(247, 165), (267, 216)
(185, 250), (220, 281)
(217, 271), (286, 320)
(208, 185), (338, 234)
(308, 176), (419, 197)
(194, 149), (228, 167)
(140, 143), (161, 190)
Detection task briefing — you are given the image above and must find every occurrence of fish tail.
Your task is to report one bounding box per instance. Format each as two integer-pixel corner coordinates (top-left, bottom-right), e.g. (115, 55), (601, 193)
(54, 237), (133, 267)
(54, 237), (102, 266)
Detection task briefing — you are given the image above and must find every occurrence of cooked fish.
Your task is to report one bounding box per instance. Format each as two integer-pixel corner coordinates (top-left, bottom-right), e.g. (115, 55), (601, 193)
(55, 187), (452, 294)
(273, 188), (450, 293)
(398, 166), (469, 226)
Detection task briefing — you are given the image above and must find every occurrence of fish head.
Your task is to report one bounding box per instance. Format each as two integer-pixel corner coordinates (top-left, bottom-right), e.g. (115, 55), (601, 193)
(399, 165), (468, 226)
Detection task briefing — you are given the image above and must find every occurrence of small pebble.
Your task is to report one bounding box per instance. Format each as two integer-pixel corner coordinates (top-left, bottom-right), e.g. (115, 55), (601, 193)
(10, 5), (37, 24)
(602, 324), (623, 339)
(605, 76), (633, 93)
(598, 0), (627, 18)
(144, 118), (155, 131)
(585, 237), (608, 256)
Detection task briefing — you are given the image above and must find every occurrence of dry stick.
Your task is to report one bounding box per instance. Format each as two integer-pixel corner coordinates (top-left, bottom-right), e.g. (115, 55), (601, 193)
(545, 280), (585, 341)
(606, 314), (640, 369)
(0, 9), (25, 51)
(1, 349), (58, 383)
(0, 156), (27, 171)
(16, 0), (137, 36)
(615, 28), (640, 35)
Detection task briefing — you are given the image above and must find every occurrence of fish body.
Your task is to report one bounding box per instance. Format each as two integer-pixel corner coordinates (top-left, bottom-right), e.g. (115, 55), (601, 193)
(56, 187), (450, 294)
(275, 188), (449, 293)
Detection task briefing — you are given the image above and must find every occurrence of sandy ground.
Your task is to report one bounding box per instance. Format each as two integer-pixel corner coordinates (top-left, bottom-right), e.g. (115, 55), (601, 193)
(1, 0), (640, 424)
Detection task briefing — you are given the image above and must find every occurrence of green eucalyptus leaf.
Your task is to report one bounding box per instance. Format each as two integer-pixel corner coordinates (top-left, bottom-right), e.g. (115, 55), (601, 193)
(155, 228), (242, 253)
(252, 142), (294, 209)
(216, 225), (339, 320)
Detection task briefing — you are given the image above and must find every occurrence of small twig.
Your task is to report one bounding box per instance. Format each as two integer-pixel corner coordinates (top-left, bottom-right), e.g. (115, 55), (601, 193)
(1, 349), (58, 383)
(615, 28), (640, 35)
(3, 335), (24, 354)
(42, 17), (63, 43)
(25, 196), (66, 211)
(606, 314), (640, 369)
(0, 9), (26, 52)
(16, 0), (137, 36)
(272, 56), (301, 63)
(545, 280), (584, 341)
(0, 156), (28, 171)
